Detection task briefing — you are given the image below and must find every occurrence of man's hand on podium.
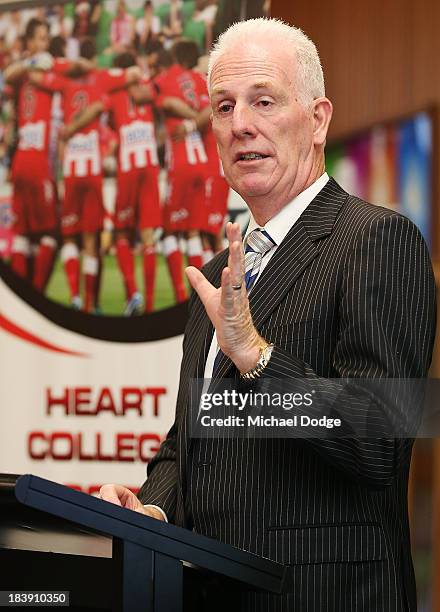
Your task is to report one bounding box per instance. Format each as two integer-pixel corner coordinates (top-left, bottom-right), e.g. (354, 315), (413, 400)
(99, 484), (166, 521)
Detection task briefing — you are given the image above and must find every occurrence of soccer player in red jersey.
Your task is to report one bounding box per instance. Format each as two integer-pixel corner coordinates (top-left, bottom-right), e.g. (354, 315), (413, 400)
(107, 53), (161, 314)
(32, 39), (141, 312)
(169, 42), (229, 262)
(195, 83), (229, 258)
(4, 18), (90, 292)
(153, 41), (210, 304)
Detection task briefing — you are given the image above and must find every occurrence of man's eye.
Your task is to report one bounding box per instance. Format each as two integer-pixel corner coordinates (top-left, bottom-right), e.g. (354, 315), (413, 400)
(258, 100), (272, 108)
(218, 103), (233, 113)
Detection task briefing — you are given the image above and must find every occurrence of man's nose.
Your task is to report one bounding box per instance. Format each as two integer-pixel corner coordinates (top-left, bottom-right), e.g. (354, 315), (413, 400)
(231, 104), (256, 138)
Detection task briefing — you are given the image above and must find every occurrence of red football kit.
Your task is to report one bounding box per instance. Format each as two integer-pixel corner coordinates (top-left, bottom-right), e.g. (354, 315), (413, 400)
(193, 72), (229, 236)
(11, 58), (72, 235)
(41, 68), (128, 236)
(154, 64), (208, 232)
(104, 83), (161, 231)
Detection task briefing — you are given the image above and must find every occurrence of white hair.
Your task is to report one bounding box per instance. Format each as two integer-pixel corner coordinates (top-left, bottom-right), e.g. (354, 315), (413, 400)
(207, 18), (325, 106)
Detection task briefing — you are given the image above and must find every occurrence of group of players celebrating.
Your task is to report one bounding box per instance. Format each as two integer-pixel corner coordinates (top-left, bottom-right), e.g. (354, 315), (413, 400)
(4, 17), (228, 314)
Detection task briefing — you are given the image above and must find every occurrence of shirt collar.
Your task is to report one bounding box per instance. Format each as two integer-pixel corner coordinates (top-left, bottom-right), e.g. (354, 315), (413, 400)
(244, 172), (329, 246)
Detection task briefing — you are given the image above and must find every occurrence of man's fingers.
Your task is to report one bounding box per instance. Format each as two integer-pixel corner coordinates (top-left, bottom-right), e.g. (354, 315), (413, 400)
(226, 221), (238, 246)
(220, 267), (234, 310)
(185, 266), (215, 304)
(99, 484), (146, 512)
(99, 484), (123, 506)
(225, 223), (245, 293)
(230, 241), (244, 289)
(226, 221), (242, 244)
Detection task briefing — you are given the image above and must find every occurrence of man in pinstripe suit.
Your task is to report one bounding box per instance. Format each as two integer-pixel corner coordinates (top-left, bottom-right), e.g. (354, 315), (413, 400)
(101, 18), (436, 611)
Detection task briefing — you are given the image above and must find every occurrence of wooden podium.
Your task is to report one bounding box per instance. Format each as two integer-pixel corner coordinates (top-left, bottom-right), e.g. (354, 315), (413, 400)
(0, 474), (285, 611)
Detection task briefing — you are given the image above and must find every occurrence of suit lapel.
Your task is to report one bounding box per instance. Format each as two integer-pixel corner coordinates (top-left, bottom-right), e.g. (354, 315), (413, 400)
(250, 177), (348, 328)
(249, 219), (318, 328)
(212, 178), (348, 378)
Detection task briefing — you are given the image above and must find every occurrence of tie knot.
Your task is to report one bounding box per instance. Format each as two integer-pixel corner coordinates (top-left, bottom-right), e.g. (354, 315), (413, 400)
(245, 228), (276, 255)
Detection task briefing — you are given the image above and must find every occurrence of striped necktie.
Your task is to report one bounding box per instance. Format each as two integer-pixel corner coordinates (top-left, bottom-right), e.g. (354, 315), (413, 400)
(212, 228), (276, 375)
(244, 228), (277, 291)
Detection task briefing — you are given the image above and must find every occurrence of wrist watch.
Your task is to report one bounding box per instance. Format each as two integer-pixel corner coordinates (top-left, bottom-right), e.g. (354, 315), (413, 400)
(240, 343), (274, 380)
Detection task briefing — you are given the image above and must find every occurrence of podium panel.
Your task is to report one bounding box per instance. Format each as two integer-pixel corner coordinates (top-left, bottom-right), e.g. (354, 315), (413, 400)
(0, 474), (285, 611)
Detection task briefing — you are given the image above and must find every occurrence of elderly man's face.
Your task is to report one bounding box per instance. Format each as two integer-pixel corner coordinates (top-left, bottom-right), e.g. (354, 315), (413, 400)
(210, 41), (317, 211)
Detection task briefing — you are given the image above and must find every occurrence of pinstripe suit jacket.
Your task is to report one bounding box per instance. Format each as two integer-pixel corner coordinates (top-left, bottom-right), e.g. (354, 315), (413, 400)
(139, 178), (436, 611)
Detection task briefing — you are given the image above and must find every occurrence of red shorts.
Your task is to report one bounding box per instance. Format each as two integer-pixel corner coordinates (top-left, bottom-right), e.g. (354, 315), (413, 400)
(62, 175), (104, 236)
(114, 167), (161, 230)
(164, 165), (207, 233)
(205, 174), (229, 236)
(11, 153), (57, 236)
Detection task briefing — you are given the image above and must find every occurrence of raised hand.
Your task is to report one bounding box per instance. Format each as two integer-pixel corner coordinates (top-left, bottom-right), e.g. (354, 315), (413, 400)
(185, 222), (264, 374)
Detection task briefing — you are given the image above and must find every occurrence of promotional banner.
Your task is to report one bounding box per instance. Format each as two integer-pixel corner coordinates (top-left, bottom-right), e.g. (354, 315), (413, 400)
(0, 0), (259, 491)
(0, 264), (185, 493)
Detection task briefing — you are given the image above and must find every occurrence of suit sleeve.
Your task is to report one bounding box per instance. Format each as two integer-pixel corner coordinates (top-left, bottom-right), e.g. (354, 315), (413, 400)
(137, 295), (197, 521)
(137, 420), (178, 519)
(260, 213), (436, 487)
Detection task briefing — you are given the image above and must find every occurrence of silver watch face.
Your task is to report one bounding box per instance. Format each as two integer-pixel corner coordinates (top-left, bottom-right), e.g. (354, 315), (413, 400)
(263, 343), (274, 361)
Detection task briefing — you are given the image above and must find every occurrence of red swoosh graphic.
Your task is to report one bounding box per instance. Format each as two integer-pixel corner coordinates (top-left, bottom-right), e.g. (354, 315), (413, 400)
(0, 312), (89, 357)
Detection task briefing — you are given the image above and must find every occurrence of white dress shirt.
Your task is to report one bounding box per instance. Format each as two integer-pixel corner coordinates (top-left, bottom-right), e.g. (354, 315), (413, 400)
(203, 172), (330, 378)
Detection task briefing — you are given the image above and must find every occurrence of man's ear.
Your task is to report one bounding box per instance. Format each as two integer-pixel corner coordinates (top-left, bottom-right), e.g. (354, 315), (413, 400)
(312, 97), (333, 146)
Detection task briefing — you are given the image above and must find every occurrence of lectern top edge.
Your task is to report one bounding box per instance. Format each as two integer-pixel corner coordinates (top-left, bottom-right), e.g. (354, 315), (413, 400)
(15, 474), (285, 587)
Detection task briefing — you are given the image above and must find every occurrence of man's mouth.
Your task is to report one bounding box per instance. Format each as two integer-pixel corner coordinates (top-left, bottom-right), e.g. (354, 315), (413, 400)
(236, 152), (269, 161)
